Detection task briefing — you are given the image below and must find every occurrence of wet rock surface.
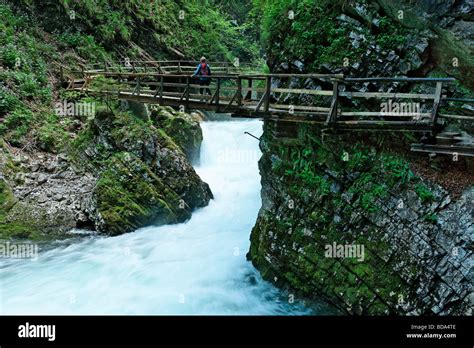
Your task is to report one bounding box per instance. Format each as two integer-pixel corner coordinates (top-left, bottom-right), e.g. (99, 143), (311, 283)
(0, 107), (212, 239)
(248, 122), (472, 315)
(271, 0), (473, 90)
(0, 147), (96, 239)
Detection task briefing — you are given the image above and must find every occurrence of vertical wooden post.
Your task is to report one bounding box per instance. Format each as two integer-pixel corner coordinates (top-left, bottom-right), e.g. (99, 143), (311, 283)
(178, 61), (182, 73)
(159, 75), (164, 104)
(136, 76), (141, 96)
(216, 77), (221, 111)
(264, 75), (271, 113)
(431, 81), (443, 126)
(237, 76), (242, 107)
(185, 76), (190, 110)
(245, 78), (253, 100)
(327, 79), (339, 125)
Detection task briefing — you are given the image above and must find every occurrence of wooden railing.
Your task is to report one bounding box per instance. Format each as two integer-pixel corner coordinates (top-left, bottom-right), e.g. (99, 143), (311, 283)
(65, 64), (473, 133)
(76, 60), (258, 75)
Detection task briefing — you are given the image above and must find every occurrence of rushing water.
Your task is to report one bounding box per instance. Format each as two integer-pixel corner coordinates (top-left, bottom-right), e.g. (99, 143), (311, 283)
(0, 120), (328, 315)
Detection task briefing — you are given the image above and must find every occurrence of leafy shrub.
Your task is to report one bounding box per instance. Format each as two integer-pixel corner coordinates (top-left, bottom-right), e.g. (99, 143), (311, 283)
(0, 88), (21, 115)
(414, 183), (435, 203)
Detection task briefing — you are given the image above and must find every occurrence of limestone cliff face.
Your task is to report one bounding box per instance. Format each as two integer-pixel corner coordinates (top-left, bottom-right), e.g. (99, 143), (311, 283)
(269, 0), (473, 89)
(376, 0), (474, 87)
(248, 121), (472, 315)
(0, 144), (96, 239)
(0, 106), (212, 239)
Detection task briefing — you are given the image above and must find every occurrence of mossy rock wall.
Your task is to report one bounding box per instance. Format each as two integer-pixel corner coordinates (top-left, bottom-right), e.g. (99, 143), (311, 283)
(248, 120), (472, 315)
(0, 106), (212, 240)
(150, 106), (203, 164)
(70, 108), (212, 235)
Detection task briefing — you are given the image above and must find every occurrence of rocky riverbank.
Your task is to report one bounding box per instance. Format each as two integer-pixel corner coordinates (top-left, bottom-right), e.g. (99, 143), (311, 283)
(248, 121), (473, 315)
(0, 105), (212, 240)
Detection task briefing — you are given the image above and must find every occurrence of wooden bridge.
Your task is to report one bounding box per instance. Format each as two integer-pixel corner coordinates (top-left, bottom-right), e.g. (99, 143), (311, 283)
(64, 60), (474, 157)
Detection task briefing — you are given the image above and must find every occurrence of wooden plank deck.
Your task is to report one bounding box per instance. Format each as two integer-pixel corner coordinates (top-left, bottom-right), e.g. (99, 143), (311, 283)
(65, 60), (474, 156)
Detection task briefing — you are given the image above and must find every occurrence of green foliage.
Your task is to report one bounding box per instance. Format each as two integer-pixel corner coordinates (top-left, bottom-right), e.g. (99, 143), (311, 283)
(0, 87), (21, 114)
(376, 17), (408, 50)
(35, 112), (70, 152)
(281, 146), (330, 196)
(414, 183), (435, 203)
(57, 32), (110, 62)
(0, 3), (62, 147)
(345, 147), (372, 171)
(349, 173), (388, 213)
(0, 106), (35, 146)
(254, 0), (355, 69)
(39, 0), (260, 63)
(380, 155), (415, 186)
(423, 213), (438, 224)
(252, 0), (416, 73)
(0, 177), (40, 240)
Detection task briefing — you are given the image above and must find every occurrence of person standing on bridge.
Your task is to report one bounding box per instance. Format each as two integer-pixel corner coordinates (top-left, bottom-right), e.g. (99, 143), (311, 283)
(192, 57), (212, 97)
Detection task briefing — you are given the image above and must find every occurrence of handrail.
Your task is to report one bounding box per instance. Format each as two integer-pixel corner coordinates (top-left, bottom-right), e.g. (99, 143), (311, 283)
(442, 97), (474, 102)
(66, 63), (473, 137)
(344, 77), (455, 83)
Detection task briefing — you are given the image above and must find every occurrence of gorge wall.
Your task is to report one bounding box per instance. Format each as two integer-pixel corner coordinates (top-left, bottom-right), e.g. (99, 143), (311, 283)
(248, 122), (473, 315)
(0, 106), (211, 239)
(247, 0), (473, 315)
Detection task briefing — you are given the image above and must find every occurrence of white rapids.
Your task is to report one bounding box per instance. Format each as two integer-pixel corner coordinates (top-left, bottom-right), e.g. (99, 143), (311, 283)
(0, 120), (325, 315)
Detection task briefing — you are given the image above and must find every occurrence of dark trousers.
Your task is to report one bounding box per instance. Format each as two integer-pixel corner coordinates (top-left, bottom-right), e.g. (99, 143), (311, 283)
(199, 79), (211, 95)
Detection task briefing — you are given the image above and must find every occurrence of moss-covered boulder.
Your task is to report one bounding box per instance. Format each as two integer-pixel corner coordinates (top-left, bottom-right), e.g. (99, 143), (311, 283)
(70, 107), (212, 235)
(0, 177), (40, 239)
(151, 106), (203, 163)
(91, 152), (190, 235)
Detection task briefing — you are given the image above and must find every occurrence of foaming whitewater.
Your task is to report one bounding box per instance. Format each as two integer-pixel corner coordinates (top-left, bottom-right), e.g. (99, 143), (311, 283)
(0, 120), (320, 315)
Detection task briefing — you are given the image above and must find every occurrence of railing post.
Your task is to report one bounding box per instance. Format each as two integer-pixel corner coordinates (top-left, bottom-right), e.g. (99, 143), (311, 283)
(135, 76), (141, 96)
(264, 75), (271, 113)
(178, 61), (182, 74)
(216, 77), (221, 111)
(237, 76), (242, 107)
(431, 81), (443, 127)
(159, 75), (164, 104)
(245, 78), (253, 100)
(326, 78), (339, 125)
(186, 76), (190, 110)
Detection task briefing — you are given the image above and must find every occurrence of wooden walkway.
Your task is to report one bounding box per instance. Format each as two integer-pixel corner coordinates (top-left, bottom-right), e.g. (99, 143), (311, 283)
(64, 60), (474, 157)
